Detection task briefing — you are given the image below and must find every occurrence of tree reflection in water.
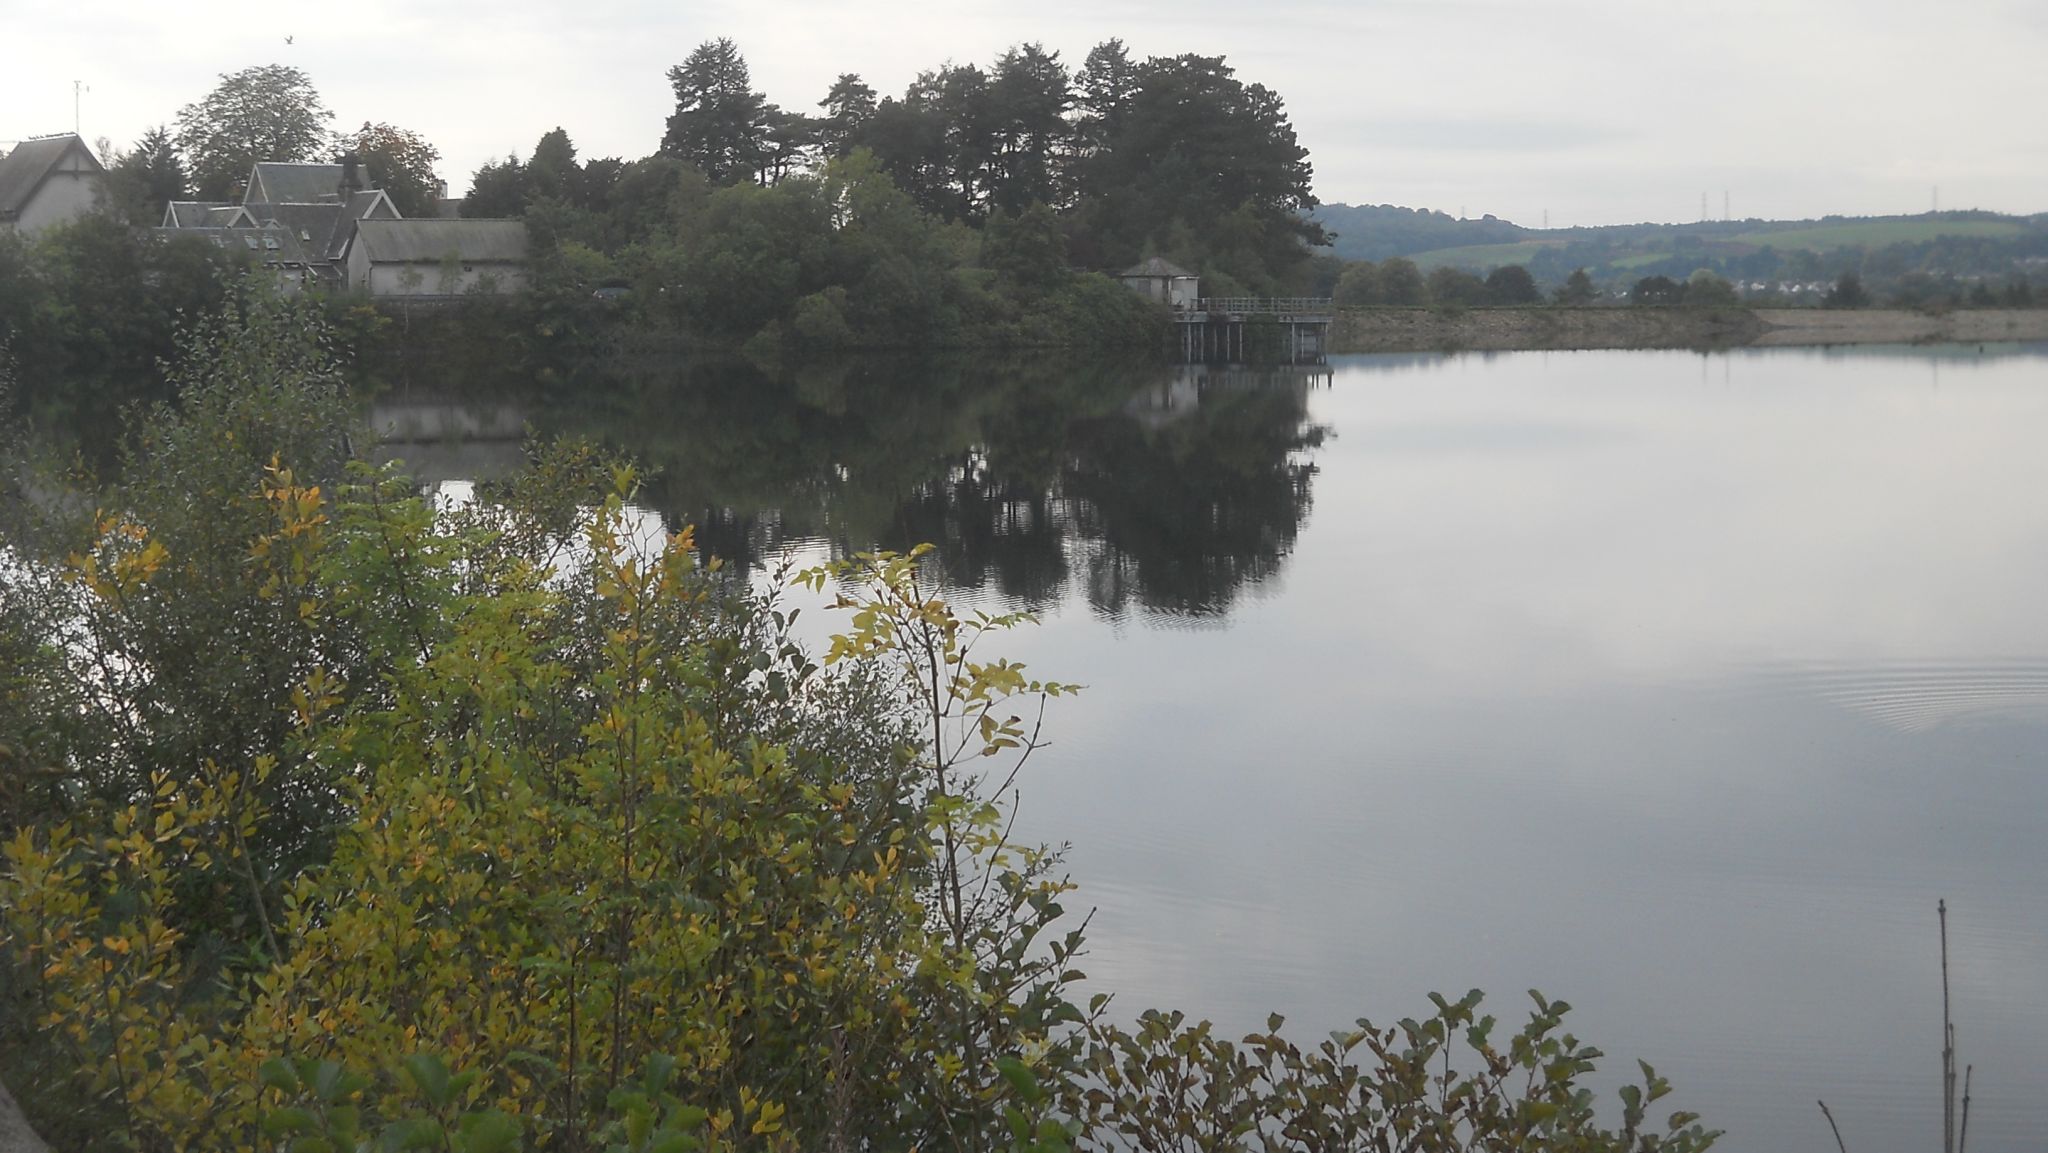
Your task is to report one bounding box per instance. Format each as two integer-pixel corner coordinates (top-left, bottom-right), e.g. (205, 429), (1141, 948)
(518, 354), (1328, 619)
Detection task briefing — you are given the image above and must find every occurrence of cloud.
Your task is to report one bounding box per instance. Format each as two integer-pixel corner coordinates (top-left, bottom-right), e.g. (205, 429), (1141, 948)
(1334, 116), (1629, 153)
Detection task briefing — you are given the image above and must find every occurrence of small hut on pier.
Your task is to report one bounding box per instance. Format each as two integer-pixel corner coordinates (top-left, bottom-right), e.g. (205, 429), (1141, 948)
(1118, 257), (1201, 310)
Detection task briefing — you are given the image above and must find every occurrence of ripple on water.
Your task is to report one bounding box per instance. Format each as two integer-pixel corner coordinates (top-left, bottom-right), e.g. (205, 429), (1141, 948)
(1743, 658), (2048, 733)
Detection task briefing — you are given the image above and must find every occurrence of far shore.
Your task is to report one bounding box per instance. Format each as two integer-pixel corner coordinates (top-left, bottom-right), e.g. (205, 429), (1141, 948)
(1327, 307), (2048, 354)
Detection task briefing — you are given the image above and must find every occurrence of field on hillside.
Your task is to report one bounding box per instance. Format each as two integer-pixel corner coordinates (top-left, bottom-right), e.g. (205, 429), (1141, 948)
(1406, 240), (1562, 268)
(1399, 216), (2037, 275)
(1728, 218), (2027, 249)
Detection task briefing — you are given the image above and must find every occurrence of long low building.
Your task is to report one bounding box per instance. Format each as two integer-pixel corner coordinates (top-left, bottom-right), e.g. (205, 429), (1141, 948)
(345, 218), (530, 297)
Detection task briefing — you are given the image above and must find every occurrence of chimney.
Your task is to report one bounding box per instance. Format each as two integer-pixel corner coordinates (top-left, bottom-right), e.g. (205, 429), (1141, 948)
(340, 153), (363, 196)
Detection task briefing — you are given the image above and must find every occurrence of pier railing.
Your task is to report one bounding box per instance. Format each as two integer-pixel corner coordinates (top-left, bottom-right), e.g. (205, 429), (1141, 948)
(1188, 297), (1333, 314)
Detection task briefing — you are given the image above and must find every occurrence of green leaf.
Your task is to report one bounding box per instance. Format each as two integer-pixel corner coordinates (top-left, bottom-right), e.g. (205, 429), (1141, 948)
(458, 1109), (522, 1153)
(642, 1052), (678, 1097)
(996, 1056), (1041, 1103)
(403, 1053), (454, 1109)
(381, 1117), (446, 1151)
(259, 1058), (301, 1095)
(262, 1107), (316, 1137)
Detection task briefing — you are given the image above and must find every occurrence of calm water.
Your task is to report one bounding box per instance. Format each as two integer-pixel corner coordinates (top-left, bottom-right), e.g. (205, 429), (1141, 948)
(379, 346), (2048, 1153)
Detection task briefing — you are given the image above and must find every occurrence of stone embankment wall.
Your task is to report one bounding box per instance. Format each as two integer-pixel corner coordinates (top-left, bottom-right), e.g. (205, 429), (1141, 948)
(1329, 307), (2048, 354)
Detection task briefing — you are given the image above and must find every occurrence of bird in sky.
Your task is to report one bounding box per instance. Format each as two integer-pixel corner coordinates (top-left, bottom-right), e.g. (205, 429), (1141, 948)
(285, 35), (295, 45)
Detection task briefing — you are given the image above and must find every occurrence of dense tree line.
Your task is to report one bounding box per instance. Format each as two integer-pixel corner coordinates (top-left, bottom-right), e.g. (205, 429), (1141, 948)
(1330, 256), (1576, 307)
(468, 37), (1326, 300)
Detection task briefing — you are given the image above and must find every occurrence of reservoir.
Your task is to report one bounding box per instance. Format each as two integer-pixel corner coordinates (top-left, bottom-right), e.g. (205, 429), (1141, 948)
(380, 344), (2048, 1153)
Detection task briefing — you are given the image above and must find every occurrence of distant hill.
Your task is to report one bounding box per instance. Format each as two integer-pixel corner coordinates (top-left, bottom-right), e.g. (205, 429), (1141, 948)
(1311, 204), (1529, 262)
(1313, 204), (2048, 294)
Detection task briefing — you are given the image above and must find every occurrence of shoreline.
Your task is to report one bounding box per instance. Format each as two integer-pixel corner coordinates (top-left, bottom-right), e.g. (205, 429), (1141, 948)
(1328, 307), (2048, 354)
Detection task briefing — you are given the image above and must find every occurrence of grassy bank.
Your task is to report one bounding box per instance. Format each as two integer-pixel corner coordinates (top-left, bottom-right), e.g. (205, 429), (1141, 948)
(1329, 307), (2048, 353)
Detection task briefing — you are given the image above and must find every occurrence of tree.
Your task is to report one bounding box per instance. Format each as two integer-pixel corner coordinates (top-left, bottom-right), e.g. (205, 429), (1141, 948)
(175, 64), (334, 199)
(661, 37), (769, 184)
(1074, 38), (1138, 154)
(1685, 268), (1739, 307)
(1332, 260), (1381, 306)
(1631, 274), (1684, 306)
(1822, 270), (1868, 308)
(981, 202), (1068, 295)
(984, 43), (1073, 215)
(1484, 263), (1539, 305)
(462, 156), (526, 218)
(1069, 52), (1323, 290)
(814, 73), (877, 160)
(525, 127), (583, 205)
(1555, 267), (1598, 305)
(1427, 265), (1487, 306)
(103, 126), (186, 223)
(1377, 257), (1428, 305)
(332, 121), (442, 217)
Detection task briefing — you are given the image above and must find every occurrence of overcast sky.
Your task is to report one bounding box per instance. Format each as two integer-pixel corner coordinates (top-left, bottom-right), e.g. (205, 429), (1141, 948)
(5, 0), (2045, 227)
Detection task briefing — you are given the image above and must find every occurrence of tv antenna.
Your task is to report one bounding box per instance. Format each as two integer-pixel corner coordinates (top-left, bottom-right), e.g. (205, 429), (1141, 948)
(73, 80), (89, 135)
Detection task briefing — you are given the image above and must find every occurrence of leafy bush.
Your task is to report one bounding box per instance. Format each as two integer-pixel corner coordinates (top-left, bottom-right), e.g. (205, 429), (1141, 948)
(0, 300), (1714, 1153)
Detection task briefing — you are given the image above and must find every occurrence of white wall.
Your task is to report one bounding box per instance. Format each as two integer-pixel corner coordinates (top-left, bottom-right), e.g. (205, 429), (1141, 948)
(9, 168), (101, 233)
(366, 262), (528, 297)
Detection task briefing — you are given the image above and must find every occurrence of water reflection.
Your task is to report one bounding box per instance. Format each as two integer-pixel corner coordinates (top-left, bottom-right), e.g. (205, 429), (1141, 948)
(368, 344), (2048, 1153)
(375, 356), (1329, 618)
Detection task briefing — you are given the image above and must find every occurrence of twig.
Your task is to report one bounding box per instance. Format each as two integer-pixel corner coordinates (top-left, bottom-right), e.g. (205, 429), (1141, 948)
(1941, 899), (1954, 1153)
(1958, 1064), (1972, 1153)
(1818, 1100), (1849, 1153)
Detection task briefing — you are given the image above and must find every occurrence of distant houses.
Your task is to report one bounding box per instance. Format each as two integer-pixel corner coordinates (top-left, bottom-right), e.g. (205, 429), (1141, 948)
(155, 157), (526, 298)
(0, 124), (528, 300)
(0, 133), (106, 234)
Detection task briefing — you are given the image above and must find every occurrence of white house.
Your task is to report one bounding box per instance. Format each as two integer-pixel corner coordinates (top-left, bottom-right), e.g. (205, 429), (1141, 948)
(1118, 257), (1202, 309)
(0, 134), (105, 234)
(346, 219), (529, 297)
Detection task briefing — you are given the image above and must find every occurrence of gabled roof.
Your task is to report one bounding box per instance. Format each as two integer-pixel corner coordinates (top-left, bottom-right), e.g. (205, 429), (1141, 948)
(246, 161), (346, 205)
(163, 200), (235, 227)
(1120, 256), (1197, 279)
(0, 134), (104, 221)
(206, 205), (257, 227)
(353, 219), (528, 264)
(152, 224), (317, 266)
(245, 188), (400, 260)
(246, 200), (345, 246)
(330, 188), (399, 260)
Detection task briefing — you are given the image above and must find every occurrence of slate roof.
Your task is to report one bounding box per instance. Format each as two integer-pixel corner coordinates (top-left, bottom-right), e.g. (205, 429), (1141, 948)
(246, 201), (345, 247)
(0, 134), (103, 221)
(153, 224), (317, 266)
(1120, 257), (1197, 279)
(163, 200), (235, 227)
(248, 162), (346, 205)
(353, 219), (528, 264)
